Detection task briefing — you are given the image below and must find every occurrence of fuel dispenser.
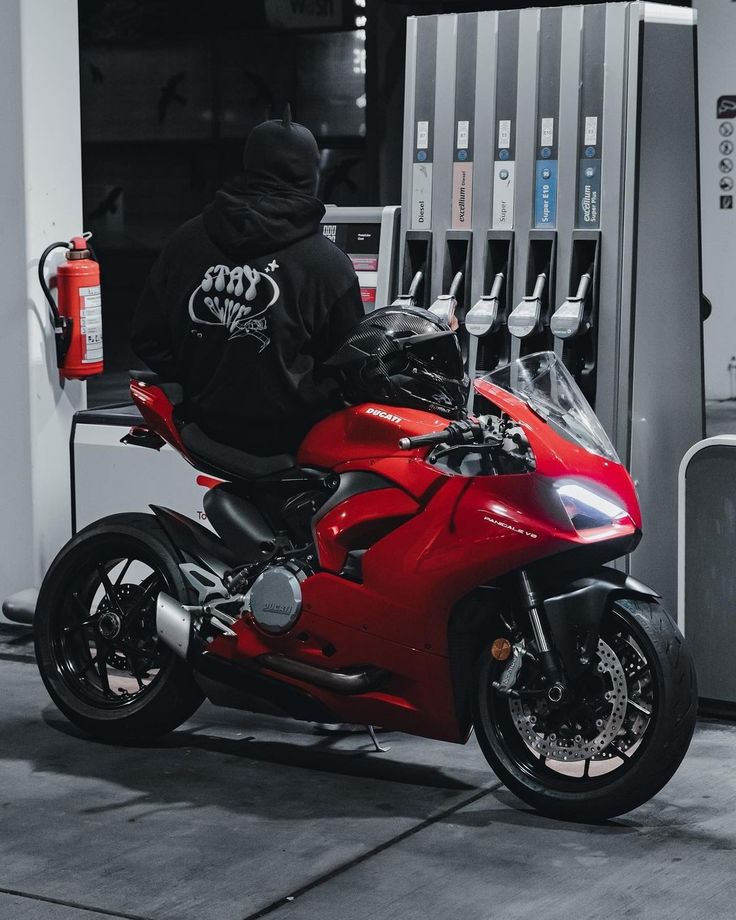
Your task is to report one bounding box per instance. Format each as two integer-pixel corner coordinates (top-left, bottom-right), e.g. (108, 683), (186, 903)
(429, 13), (477, 332)
(394, 16), (437, 311)
(466, 10), (518, 387)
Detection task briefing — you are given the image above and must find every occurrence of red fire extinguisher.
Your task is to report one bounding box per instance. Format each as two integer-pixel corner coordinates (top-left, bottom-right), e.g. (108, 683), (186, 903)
(38, 233), (104, 380)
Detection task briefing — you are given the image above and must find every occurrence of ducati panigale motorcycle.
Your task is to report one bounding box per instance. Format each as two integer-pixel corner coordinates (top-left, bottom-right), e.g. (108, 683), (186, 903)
(35, 351), (696, 820)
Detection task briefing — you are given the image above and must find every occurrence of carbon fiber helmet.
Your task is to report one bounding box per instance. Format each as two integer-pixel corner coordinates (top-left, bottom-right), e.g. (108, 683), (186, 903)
(327, 306), (469, 418)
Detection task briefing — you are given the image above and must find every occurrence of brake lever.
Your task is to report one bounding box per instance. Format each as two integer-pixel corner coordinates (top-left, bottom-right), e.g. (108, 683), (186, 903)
(427, 441), (502, 465)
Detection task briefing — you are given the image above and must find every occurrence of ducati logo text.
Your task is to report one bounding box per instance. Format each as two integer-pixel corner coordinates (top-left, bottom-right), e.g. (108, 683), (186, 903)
(365, 408), (403, 424)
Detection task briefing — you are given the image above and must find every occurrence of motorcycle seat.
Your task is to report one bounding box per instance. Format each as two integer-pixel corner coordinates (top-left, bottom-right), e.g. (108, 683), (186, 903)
(180, 422), (295, 481)
(129, 370), (184, 407)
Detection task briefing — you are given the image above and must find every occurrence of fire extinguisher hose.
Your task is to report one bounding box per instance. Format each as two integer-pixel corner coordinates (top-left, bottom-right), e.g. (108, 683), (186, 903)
(38, 241), (71, 331)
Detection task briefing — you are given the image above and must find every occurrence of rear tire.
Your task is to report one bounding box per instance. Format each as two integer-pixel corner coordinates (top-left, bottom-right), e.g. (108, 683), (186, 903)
(473, 598), (697, 821)
(35, 513), (204, 743)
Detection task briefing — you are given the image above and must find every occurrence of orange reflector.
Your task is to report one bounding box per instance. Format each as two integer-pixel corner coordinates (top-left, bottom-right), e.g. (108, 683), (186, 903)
(491, 638), (512, 661)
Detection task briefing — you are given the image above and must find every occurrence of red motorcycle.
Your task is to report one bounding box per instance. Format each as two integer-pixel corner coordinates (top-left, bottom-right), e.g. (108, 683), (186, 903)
(35, 307), (696, 820)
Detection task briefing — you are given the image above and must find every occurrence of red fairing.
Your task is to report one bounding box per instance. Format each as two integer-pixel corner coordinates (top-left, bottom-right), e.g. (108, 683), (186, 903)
(313, 488), (420, 573)
(130, 381), (190, 458)
(298, 403), (449, 467)
(473, 379), (642, 529)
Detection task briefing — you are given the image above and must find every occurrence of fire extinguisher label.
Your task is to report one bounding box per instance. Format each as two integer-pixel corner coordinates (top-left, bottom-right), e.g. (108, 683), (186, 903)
(79, 285), (103, 363)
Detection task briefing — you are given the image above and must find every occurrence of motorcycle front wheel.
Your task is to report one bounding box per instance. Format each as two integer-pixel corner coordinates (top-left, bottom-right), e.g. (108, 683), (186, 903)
(473, 598), (697, 821)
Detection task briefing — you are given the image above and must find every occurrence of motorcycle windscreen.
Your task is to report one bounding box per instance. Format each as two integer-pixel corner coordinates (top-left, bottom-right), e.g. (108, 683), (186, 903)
(482, 351), (619, 463)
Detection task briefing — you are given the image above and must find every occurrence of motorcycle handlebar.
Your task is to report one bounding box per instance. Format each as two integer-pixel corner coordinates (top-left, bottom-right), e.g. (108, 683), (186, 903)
(398, 430), (454, 450)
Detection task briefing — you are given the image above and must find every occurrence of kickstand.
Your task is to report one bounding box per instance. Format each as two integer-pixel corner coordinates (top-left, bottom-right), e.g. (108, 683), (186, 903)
(367, 724), (390, 753)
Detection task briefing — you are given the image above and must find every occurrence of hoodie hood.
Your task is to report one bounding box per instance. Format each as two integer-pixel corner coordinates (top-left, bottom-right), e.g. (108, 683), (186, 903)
(202, 110), (325, 260)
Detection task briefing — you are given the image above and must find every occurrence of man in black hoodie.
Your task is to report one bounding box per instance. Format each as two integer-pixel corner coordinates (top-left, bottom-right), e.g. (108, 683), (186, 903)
(132, 110), (363, 456)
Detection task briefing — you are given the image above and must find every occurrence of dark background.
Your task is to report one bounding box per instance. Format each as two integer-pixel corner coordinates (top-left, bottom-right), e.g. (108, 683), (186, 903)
(80, 0), (689, 402)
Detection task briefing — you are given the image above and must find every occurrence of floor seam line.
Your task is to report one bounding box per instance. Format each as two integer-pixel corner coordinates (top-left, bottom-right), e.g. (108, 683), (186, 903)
(0, 653), (35, 664)
(0, 886), (155, 920)
(240, 780), (503, 920)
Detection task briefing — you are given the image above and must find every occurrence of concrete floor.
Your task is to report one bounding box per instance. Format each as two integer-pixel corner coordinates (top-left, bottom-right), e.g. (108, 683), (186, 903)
(0, 627), (734, 920)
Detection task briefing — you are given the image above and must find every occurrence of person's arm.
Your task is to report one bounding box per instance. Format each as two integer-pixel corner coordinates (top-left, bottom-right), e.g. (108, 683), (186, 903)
(131, 256), (178, 379)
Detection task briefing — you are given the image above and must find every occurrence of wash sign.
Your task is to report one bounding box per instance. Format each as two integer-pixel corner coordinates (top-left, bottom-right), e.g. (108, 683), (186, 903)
(265, 0), (343, 29)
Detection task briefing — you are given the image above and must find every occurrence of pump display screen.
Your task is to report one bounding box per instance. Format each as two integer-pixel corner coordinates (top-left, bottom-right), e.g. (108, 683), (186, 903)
(322, 223), (380, 271)
(322, 221), (382, 308)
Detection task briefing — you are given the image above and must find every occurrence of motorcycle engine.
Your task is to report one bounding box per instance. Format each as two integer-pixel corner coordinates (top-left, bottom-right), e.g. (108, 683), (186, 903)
(248, 560), (312, 634)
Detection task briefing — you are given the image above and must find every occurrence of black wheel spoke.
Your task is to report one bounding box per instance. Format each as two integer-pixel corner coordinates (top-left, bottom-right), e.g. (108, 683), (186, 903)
(72, 591), (90, 619)
(63, 617), (97, 634)
(80, 653), (98, 676)
(95, 644), (111, 694)
(114, 558), (133, 587)
(122, 581), (158, 622)
(611, 742), (630, 760)
(121, 641), (147, 678)
(97, 564), (127, 618)
(583, 758), (591, 778)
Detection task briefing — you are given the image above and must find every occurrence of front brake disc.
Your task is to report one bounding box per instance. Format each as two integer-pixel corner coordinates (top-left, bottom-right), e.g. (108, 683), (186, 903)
(508, 638), (628, 762)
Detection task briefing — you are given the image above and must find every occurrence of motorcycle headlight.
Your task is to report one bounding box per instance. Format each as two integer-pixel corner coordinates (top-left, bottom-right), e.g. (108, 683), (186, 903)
(555, 481), (631, 532)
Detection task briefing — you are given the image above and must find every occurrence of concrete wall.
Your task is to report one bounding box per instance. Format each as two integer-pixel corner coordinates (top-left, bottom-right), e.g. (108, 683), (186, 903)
(0, 0), (85, 602)
(695, 0), (736, 400)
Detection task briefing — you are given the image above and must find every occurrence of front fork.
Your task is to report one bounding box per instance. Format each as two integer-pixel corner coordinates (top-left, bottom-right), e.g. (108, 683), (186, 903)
(495, 569), (568, 705)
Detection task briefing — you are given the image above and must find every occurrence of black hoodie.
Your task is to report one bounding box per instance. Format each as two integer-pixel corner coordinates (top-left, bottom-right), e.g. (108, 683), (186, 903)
(132, 115), (363, 456)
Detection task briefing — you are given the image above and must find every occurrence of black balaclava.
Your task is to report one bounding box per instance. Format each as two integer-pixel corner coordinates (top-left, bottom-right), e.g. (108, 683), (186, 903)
(243, 105), (320, 196)
(203, 106), (325, 260)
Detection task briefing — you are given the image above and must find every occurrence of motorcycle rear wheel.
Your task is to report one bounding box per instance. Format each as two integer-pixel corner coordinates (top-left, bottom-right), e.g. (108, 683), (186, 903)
(473, 598), (697, 821)
(35, 513), (204, 743)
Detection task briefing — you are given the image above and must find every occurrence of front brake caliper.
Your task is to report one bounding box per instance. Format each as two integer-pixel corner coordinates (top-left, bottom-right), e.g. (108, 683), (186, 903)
(492, 642), (525, 695)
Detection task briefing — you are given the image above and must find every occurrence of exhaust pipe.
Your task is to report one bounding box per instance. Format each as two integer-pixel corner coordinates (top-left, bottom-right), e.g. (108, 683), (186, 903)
(257, 654), (387, 695)
(157, 593), (194, 659)
(156, 594), (388, 695)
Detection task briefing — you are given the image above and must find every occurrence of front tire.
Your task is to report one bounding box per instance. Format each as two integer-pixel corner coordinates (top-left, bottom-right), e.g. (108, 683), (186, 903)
(35, 513), (204, 743)
(473, 598), (697, 821)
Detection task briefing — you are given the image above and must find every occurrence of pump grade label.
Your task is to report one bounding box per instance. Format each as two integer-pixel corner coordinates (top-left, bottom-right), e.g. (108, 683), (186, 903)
(498, 120), (512, 150)
(540, 117), (554, 148)
(452, 162), (473, 229)
(416, 120), (430, 150)
(411, 163), (433, 229)
(584, 116), (598, 146)
(79, 285), (103, 363)
(492, 161), (515, 229)
(535, 160), (558, 227)
(578, 159), (601, 226)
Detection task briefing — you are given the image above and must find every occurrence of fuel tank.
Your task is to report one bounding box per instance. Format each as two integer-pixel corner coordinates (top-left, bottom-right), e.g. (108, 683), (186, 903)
(297, 403), (448, 469)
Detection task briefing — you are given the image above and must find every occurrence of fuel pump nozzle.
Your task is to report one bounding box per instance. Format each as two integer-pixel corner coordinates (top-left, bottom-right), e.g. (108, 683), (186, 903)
(465, 271), (505, 337)
(507, 272), (547, 339)
(392, 270), (424, 308)
(429, 271), (463, 330)
(550, 271), (592, 339)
